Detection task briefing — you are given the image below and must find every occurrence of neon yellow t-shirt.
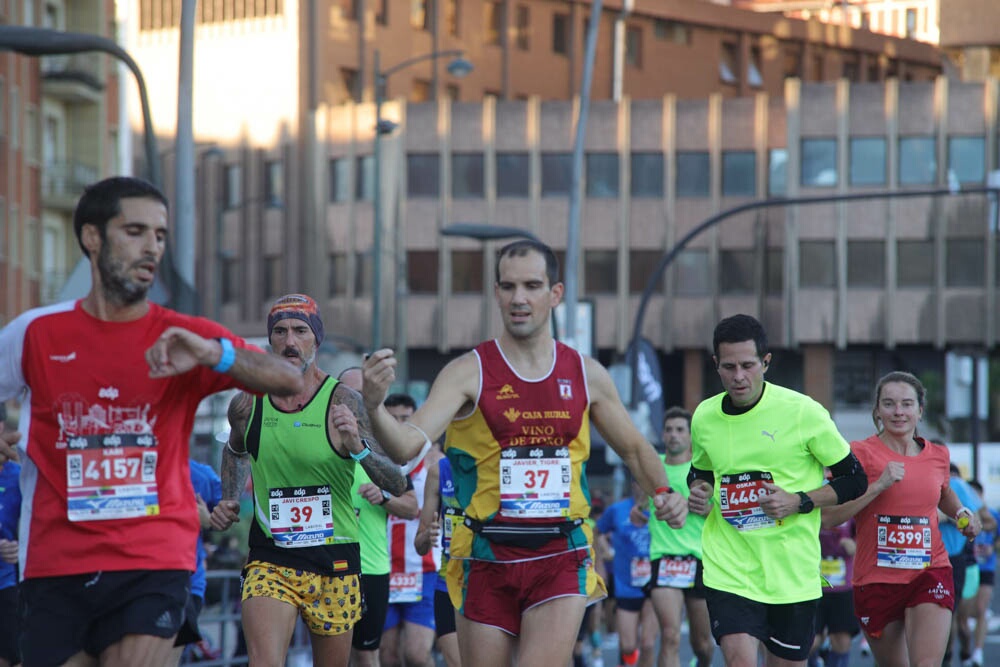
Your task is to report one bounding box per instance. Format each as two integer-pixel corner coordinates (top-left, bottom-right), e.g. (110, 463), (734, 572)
(691, 383), (849, 604)
(648, 458), (705, 560)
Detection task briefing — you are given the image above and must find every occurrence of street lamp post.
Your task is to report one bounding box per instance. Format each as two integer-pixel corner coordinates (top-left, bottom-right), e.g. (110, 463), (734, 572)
(371, 48), (472, 351)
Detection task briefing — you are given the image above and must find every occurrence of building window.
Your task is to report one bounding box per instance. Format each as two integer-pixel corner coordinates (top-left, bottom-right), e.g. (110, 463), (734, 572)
(906, 8), (917, 38)
(485, 1), (502, 45)
(676, 151), (710, 197)
(410, 79), (432, 102)
(444, 0), (458, 35)
(263, 256), (282, 298)
(355, 251), (373, 296)
(849, 137), (886, 186)
(898, 136), (936, 185)
(552, 13), (569, 55)
(224, 164), (242, 209)
(340, 0), (358, 20)
(515, 5), (529, 50)
(948, 136), (985, 185)
(629, 250), (661, 293)
(452, 250), (484, 293)
(626, 26), (642, 68)
(654, 19), (689, 45)
(541, 153), (572, 196)
(328, 253), (347, 296)
(584, 250), (617, 294)
(897, 240), (934, 287)
(720, 42), (738, 85)
(748, 47), (763, 88)
(264, 160), (284, 207)
(407, 153), (440, 197)
(810, 53), (824, 80)
(720, 250), (755, 294)
(222, 257), (238, 303)
(800, 138), (837, 187)
(799, 241), (835, 288)
(722, 151), (756, 197)
(411, 0), (428, 30)
(408, 250), (439, 294)
(340, 67), (359, 103)
(768, 149), (788, 196)
(329, 157), (351, 202)
(947, 239), (984, 287)
(375, 0), (387, 25)
(630, 152), (664, 198)
(356, 155), (374, 201)
(452, 153), (484, 199)
(497, 152), (530, 197)
(675, 249), (709, 296)
(586, 153), (619, 198)
(847, 240), (884, 287)
(783, 44), (801, 79)
(843, 57), (859, 81)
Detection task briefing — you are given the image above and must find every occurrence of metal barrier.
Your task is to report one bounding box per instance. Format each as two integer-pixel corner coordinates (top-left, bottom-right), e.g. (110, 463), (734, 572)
(181, 569), (312, 666)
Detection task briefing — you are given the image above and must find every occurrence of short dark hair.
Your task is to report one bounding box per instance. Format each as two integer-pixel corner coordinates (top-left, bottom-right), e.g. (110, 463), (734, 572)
(663, 406), (692, 429)
(495, 239), (560, 287)
(713, 314), (768, 359)
(73, 176), (169, 258)
(970, 479), (984, 494)
(384, 393), (417, 410)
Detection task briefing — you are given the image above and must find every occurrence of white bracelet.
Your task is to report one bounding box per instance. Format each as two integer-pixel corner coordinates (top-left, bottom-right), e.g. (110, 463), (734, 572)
(226, 441), (249, 458)
(400, 422), (433, 475)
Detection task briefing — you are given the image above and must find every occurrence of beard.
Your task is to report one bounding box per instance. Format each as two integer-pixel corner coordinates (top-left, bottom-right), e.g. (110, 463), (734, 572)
(96, 241), (151, 306)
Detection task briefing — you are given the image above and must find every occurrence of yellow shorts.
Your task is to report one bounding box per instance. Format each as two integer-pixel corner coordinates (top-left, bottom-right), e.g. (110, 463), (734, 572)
(241, 560), (361, 636)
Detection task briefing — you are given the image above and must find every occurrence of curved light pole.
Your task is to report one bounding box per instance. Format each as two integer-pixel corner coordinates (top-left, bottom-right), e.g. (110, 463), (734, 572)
(371, 49), (473, 351)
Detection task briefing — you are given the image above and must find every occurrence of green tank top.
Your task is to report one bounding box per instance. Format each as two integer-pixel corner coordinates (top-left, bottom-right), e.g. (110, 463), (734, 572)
(351, 467), (390, 575)
(244, 376), (361, 575)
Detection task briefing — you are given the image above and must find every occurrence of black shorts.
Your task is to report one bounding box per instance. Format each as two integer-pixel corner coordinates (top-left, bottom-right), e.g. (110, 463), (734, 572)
(352, 573), (390, 651)
(0, 585), (19, 665)
(646, 556), (707, 599)
(21, 569), (189, 666)
(815, 589), (858, 636)
(950, 553), (968, 600)
(174, 594), (205, 646)
(981, 570), (995, 587)
(434, 588), (457, 637)
(705, 586), (818, 661)
(616, 596), (648, 612)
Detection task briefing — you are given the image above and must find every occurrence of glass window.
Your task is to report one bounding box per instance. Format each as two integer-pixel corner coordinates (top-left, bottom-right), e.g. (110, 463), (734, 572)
(654, 20), (689, 45)
(484, 1), (502, 45)
(224, 164), (241, 209)
(411, 0), (428, 30)
(515, 5), (529, 50)
(407, 153), (440, 198)
(356, 155), (374, 201)
(541, 153), (572, 196)
(800, 241), (835, 287)
(452, 153), (484, 199)
(408, 250), (438, 294)
(355, 251), (373, 295)
(328, 253), (347, 296)
(849, 138), (886, 186)
(626, 26), (642, 67)
(584, 250), (617, 294)
(897, 240), (934, 287)
(630, 152), (664, 197)
(629, 250), (661, 293)
(720, 250), (755, 294)
(748, 47), (763, 88)
(263, 256), (282, 298)
(674, 249), (709, 296)
(720, 43), (738, 85)
(496, 152), (529, 197)
(452, 250), (484, 293)
(722, 151), (756, 197)
(946, 239), (984, 287)
(847, 240), (884, 287)
(586, 153), (619, 198)
(222, 257), (238, 303)
(765, 248), (783, 295)
(552, 13), (569, 55)
(801, 138), (837, 187)
(948, 136), (985, 185)
(768, 149), (788, 196)
(899, 136), (936, 185)
(330, 158), (351, 202)
(444, 0), (458, 35)
(265, 160), (284, 206)
(676, 151), (710, 197)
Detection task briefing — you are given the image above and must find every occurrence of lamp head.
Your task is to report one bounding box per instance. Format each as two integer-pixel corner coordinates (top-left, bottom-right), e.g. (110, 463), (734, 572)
(446, 57), (474, 78)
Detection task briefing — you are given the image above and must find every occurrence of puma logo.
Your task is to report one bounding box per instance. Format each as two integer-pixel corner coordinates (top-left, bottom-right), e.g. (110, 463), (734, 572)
(762, 429), (777, 442)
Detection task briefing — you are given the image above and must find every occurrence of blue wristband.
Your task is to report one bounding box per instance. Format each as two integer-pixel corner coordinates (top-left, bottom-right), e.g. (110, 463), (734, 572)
(350, 445), (372, 462)
(212, 337), (236, 373)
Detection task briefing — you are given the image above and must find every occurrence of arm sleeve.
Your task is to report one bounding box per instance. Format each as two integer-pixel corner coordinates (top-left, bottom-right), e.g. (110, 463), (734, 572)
(687, 465), (715, 489)
(827, 451), (868, 504)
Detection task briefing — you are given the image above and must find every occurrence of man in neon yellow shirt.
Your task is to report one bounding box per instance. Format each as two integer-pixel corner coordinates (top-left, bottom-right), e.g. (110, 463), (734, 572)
(687, 314), (868, 666)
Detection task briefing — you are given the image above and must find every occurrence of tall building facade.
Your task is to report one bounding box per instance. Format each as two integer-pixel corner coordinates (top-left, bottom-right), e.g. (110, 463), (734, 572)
(0, 0), (123, 324)
(733, 0), (939, 44)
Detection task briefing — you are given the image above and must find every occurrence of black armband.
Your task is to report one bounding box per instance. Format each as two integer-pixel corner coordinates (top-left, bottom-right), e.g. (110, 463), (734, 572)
(687, 465), (715, 489)
(827, 451), (868, 504)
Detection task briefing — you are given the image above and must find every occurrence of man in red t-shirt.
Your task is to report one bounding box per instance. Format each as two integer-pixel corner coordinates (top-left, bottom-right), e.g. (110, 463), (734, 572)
(0, 176), (303, 667)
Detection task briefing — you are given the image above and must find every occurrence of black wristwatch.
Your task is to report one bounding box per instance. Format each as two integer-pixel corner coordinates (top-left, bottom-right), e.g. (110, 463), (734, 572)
(796, 491), (814, 514)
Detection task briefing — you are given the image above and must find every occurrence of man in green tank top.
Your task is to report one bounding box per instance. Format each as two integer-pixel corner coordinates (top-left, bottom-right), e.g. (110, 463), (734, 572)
(210, 294), (407, 666)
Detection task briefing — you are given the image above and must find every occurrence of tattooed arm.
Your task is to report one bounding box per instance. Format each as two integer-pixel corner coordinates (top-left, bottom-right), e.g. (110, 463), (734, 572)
(331, 384), (407, 497)
(209, 392), (253, 531)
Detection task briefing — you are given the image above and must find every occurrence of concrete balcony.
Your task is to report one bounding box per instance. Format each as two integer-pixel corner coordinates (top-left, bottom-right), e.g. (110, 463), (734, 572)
(41, 53), (103, 104)
(42, 161), (99, 212)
